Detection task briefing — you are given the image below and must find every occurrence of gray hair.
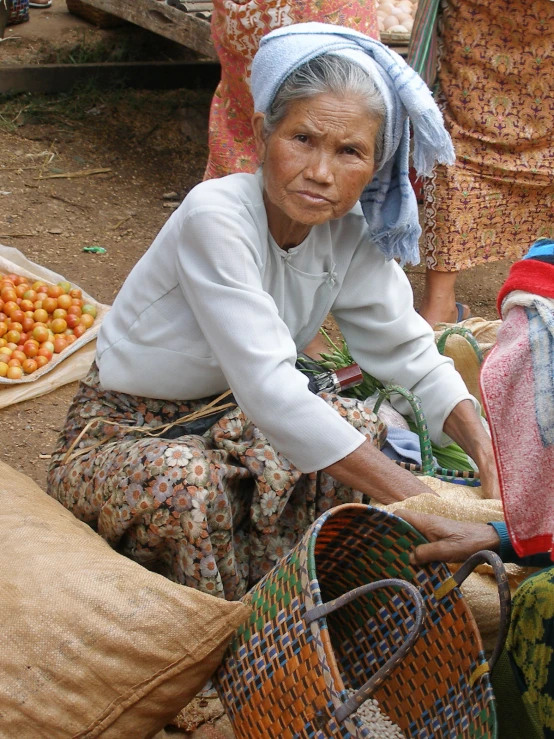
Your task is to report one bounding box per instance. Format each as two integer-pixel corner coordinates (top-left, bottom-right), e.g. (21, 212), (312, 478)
(262, 54), (386, 168)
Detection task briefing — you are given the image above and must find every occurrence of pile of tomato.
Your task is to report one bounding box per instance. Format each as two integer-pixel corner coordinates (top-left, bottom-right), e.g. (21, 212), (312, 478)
(0, 272), (97, 380)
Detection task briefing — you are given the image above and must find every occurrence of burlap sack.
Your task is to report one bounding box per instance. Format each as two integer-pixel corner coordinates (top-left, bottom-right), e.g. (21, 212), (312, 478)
(380, 476), (534, 654)
(0, 460), (250, 739)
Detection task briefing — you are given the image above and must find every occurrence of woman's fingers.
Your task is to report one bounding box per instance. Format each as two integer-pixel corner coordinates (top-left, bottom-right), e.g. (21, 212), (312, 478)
(395, 509), (501, 564)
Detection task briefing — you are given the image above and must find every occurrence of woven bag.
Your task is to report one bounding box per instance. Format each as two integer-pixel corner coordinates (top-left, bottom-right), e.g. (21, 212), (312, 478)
(215, 503), (510, 739)
(371, 382), (482, 486)
(5, 0), (29, 25)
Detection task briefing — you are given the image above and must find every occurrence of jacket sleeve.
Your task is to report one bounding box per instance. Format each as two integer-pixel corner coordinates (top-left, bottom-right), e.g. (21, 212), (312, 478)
(331, 240), (477, 445)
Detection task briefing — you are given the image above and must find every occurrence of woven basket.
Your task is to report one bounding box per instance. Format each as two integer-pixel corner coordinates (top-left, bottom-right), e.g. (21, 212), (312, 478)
(215, 504), (510, 739)
(370, 381), (483, 486)
(5, 0), (29, 25)
(65, 0), (123, 28)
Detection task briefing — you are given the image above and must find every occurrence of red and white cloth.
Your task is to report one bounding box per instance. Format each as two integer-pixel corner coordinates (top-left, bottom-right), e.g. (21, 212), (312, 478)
(480, 259), (554, 560)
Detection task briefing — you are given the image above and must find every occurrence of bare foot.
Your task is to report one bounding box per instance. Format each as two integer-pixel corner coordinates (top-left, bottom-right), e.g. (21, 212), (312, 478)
(419, 302), (471, 327)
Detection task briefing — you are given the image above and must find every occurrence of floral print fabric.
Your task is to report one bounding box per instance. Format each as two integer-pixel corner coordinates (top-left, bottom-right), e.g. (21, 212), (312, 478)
(508, 566), (554, 738)
(47, 363), (386, 601)
(424, 0), (554, 272)
(204, 0), (378, 179)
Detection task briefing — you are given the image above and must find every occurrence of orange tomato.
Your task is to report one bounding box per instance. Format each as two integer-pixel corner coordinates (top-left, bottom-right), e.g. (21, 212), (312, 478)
(35, 355), (49, 368)
(51, 318), (67, 334)
(47, 285), (63, 299)
(80, 314), (94, 329)
(33, 309), (49, 324)
(7, 365), (23, 379)
(57, 294), (72, 310)
(0, 361), (7, 377)
(42, 297), (58, 314)
(23, 342), (38, 358)
(32, 325), (49, 343)
(22, 358), (38, 374)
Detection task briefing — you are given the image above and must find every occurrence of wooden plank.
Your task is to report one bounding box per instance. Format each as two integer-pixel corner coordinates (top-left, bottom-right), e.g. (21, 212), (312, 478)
(74, 0), (218, 59)
(0, 61), (221, 94)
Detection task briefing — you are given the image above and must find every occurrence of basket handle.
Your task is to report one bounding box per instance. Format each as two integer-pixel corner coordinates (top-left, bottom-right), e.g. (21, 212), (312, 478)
(305, 578), (426, 723)
(436, 326), (484, 364)
(434, 549), (511, 679)
(373, 384), (435, 476)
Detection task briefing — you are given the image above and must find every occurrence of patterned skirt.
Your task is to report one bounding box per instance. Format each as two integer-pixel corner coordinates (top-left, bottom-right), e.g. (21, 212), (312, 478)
(423, 0), (554, 272)
(47, 363), (386, 601)
(508, 566), (554, 738)
(204, 0), (378, 179)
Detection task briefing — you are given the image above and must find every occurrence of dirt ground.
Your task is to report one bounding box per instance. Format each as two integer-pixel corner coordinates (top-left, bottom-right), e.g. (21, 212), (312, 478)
(0, 3), (511, 491)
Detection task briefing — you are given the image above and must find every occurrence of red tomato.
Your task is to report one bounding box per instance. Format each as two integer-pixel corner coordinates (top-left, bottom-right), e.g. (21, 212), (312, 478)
(37, 347), (53, 361)
(3, 301), (19, 317)
(19, 300), (34, 312)
(1, 288), (17, 303)
(23, 342), (38, 358)
(65, 314), (80, 329)
(73, 324), (86, 339)
(21, 317), (35, 333)
(15, 284), (29, 299)
(9, 309), (24, 324)
(53, 337), (67, 354)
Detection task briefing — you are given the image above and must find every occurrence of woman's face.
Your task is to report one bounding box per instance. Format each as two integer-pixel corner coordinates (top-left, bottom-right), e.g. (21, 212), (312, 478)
(253, 92), (380, 236)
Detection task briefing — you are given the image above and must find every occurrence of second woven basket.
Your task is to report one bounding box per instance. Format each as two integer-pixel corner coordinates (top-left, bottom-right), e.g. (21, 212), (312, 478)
(215, 503), (510, 739)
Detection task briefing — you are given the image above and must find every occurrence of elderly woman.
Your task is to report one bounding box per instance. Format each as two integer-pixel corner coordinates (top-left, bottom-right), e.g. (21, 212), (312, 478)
(48, 23), (497, 601)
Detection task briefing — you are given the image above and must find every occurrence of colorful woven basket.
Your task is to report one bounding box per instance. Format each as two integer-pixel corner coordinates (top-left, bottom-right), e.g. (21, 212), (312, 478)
(215, 504), (510, 739)
(5, 0), (29, 26)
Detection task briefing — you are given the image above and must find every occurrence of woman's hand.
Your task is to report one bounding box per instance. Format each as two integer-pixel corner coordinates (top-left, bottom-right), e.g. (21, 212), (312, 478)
(395, 509), (501, 564)
(443, 400), (501, 500)
(323, 439), (438, 506)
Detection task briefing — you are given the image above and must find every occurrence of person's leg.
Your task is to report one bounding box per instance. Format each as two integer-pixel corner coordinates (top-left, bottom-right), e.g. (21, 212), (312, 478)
(418, 267), (470, 327)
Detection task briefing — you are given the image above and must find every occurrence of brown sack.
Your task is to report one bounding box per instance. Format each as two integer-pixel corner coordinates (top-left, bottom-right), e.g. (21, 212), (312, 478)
(0, 460), (250, 739)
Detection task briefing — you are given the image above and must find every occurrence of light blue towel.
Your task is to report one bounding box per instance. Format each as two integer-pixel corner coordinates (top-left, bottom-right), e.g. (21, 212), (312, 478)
(250, 22), (455, 266)
(382, 426), (436, 466)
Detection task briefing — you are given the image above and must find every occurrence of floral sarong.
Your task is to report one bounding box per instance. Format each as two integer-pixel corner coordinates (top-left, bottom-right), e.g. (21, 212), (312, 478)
(47, 363), (386, 601)
(423, 0), (554, 272)
(204, 0), (378, 179)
